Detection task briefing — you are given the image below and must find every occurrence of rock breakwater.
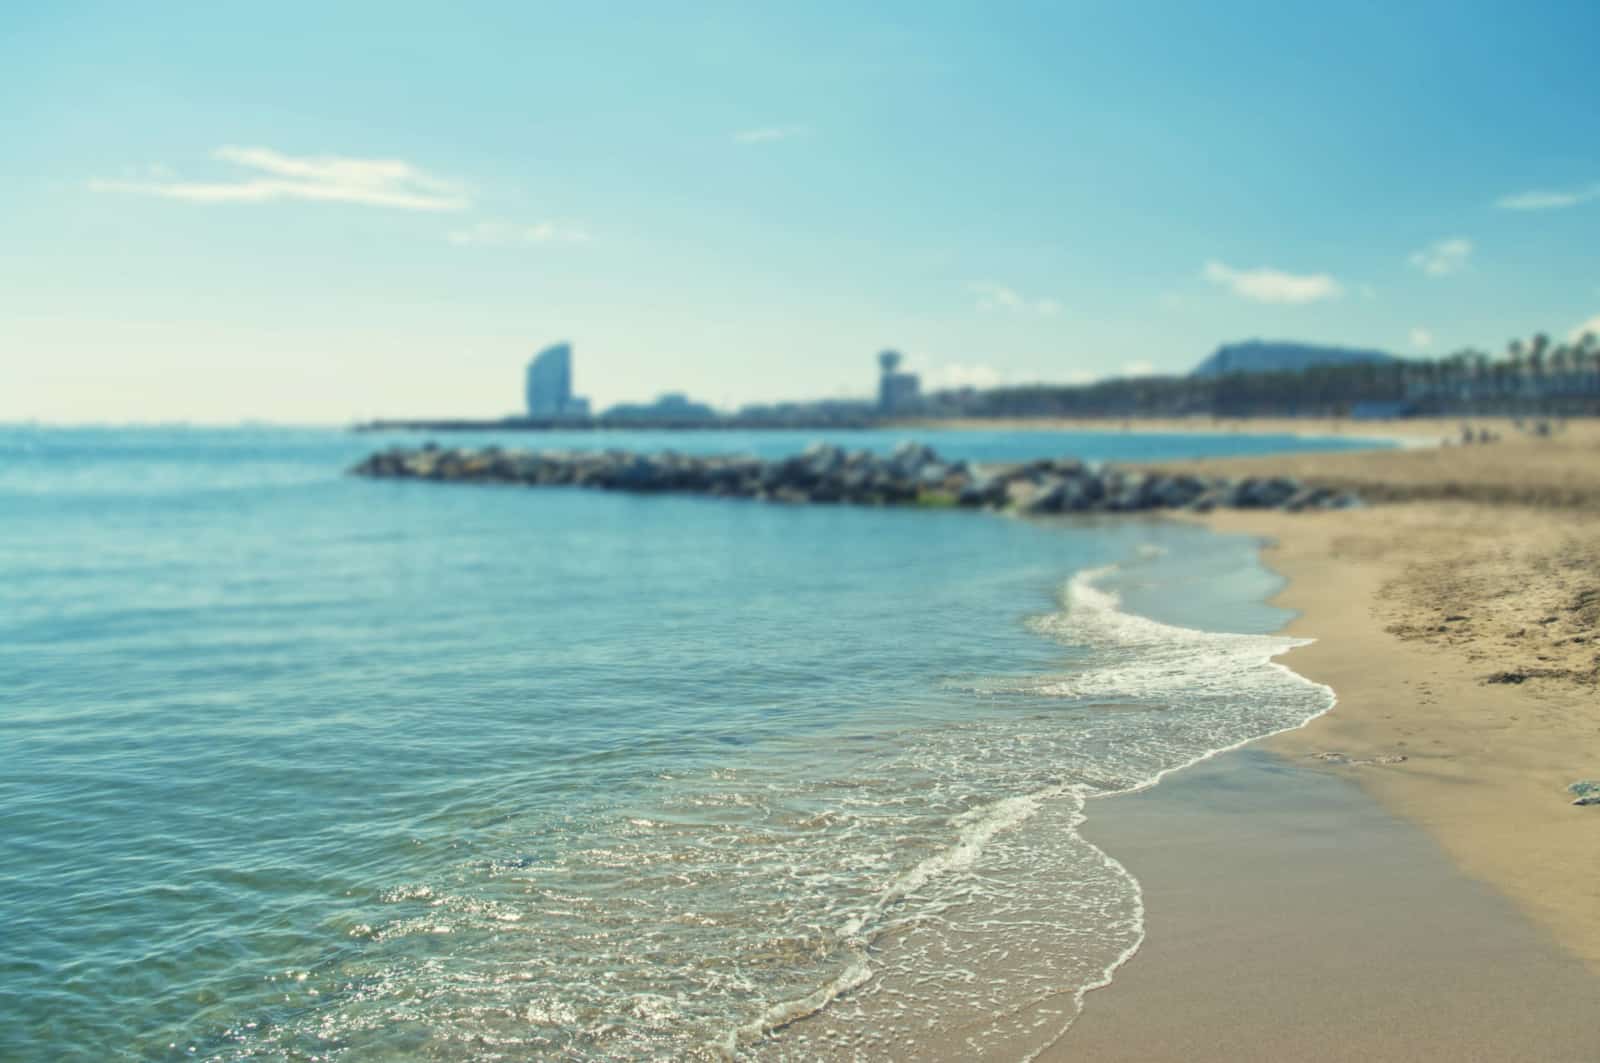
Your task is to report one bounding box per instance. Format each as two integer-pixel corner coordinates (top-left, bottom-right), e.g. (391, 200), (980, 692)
(350, 441), (1362, 515)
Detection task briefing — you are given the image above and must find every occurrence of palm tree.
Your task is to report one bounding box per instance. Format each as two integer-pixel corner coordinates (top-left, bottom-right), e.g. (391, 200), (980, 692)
(1506, 340), (1523, 397)
(1470, 350), (1491, 403)
(1550, 345), (1570, 397)
(1577, 332), (1599, 395)
(1528, 334), (1548, 403)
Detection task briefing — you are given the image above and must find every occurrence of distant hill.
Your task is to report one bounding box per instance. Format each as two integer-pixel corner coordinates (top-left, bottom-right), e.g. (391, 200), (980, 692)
(1191, 340), (1399, 378)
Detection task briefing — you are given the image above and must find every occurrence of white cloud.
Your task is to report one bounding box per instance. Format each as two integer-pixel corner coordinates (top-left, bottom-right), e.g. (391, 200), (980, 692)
(1410, 327), (1434, 349)
(1568, 315), (1600, 342)
(733, 125), (809, 144)
(1122, 360), (1156, 377)
(1495, 183), (1600, 211)
(448, 220), (589, 246)
(1408, 237), (1471, 277)
(1202, 260), (1341, 304)
(970, 281), (1062, 316)
(89, 145), (470, 211)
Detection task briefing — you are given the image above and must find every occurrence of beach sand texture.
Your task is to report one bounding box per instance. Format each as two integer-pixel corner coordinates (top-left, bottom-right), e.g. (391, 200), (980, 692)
(1038, 419), (1600, 1061)
(1151, 420), (1600, 970)
(1058, 751), (1600, 1062)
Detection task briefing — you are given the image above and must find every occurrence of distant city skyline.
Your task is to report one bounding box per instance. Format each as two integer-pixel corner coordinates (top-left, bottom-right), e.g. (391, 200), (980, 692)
(525, 343), (589, 418)
(4, 2), (1600, 423)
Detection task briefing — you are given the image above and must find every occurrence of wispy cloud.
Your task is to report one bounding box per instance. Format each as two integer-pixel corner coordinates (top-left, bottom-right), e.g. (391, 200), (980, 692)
(1408, 237), (1471, 277)
(970, 281), (1062, 316)
(447, 220), (589, 246)
(1202, 261), (1340, 304)
(733, 125), (809, 144)
(1495, 183), (1600, 211)
(1410, 327), (1434, 349)
(89, 146), (470, 211)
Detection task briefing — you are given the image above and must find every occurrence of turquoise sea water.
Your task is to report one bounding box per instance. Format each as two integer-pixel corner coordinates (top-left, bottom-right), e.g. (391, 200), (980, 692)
(1, 427), (1370, 1060)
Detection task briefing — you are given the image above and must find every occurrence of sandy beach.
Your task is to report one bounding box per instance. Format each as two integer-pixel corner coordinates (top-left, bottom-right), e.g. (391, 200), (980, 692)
(1155, 418), (1600, 965)
(1040, 417), (1600, 1058)
(898, 414), (1469, 445)
(1060, 751), (1600, 1062)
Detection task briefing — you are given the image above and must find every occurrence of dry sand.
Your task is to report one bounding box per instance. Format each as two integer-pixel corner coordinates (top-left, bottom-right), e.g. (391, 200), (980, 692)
(1146, 419), (1600, 969)
(899, 414), (1469, 444)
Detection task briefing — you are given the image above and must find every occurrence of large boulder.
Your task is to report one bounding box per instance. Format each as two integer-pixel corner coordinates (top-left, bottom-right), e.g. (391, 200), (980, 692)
(801, 442), (845, 477)
(888, 441), (938, 475)
(1236, 476), (1300, 508)
(1149, 474), (1206, 509)
(1007, 477), (1069, 515)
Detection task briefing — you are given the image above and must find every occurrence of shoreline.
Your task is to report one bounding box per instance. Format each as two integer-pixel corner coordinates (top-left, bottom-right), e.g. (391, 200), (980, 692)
(1203, 502), (1600, 970)
(1053, 747), (1600, 1061)
(894, 414), (1469, 447)
(747, 422), (1600, 1056)
(1146, 419), (1600, 971)
(1039, 422), (1600, 1056)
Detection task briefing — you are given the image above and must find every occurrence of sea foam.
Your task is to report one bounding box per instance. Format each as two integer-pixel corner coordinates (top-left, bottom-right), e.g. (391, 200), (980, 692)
(722, 561), (1335, 1060)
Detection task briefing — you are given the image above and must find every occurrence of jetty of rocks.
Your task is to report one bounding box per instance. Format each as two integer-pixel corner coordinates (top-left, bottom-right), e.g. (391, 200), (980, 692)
(350, 441), (1361, 515)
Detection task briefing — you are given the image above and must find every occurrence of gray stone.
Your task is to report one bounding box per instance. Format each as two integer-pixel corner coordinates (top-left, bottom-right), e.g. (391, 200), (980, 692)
(1016, 477), (1068, 514)
(1004, 480), (1039, 509)
(350, 441), (1365, 519)
(889, 440), (937, 474)
(801, 442), (845, 476)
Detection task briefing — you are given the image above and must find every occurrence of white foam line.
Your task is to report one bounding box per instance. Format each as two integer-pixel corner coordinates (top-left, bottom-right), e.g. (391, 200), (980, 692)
(712, 787), (1073, 1056)
(1021, 562), (1338, 1060)
(711, 557), (1338, 1061)
(1068, 564), (1336, 802)
(712, 954), (875, 1060)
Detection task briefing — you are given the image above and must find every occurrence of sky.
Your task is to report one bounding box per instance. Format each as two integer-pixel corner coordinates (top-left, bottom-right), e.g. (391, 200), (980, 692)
(4, 0), (1600, 423)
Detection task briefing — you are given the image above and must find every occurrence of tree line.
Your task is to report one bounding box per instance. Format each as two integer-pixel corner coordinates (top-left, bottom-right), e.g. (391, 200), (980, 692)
(927, 331), (1600, 418)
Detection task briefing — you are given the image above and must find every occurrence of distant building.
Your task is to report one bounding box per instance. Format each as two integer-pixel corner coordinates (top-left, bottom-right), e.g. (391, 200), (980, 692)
(525, 343), (590, 418)
(877, 350), (921, 414)
(602, 392), (718, 422)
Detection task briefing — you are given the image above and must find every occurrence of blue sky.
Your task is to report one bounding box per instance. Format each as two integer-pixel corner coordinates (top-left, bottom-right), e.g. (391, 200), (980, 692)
(4, 1), (1599, 422)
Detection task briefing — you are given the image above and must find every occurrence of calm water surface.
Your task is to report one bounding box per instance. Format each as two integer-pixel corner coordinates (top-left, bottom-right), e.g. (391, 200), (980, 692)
(1, 426), (1371, 1060)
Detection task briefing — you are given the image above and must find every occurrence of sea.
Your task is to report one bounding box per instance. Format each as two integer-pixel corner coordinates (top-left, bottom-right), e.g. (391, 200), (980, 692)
(1, 425), (1376, 1061)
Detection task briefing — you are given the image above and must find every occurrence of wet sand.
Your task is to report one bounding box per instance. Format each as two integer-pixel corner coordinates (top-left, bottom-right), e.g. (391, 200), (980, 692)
(1143, 421), (1600, 969)
(1038, 417), (1600, 1058)
(1054, 750), (1600, 1062)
